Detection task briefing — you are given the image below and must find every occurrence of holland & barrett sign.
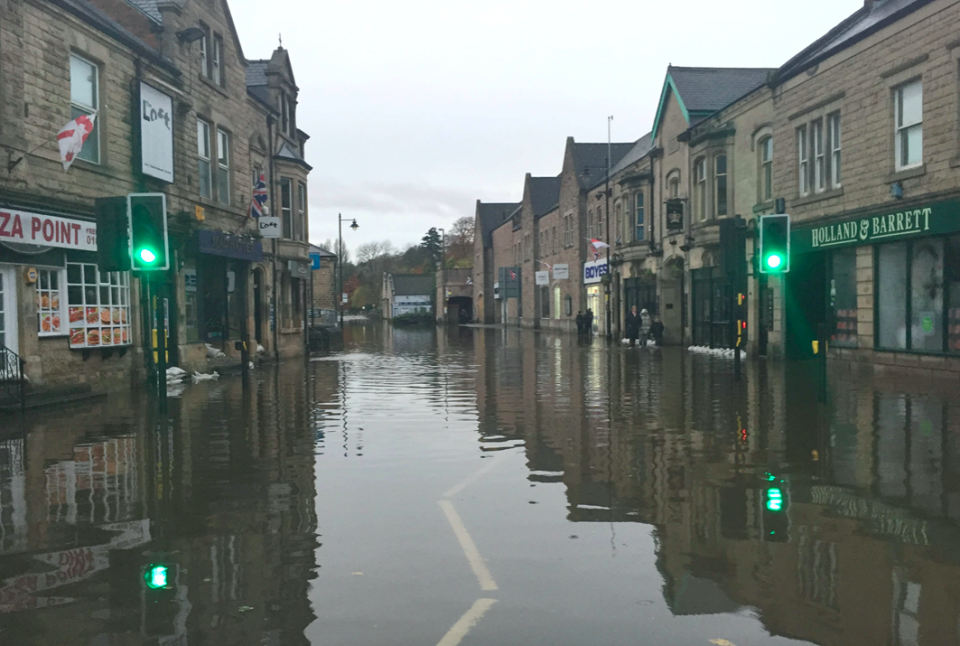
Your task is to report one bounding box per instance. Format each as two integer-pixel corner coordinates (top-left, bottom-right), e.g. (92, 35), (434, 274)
(793, 199), (960, 254)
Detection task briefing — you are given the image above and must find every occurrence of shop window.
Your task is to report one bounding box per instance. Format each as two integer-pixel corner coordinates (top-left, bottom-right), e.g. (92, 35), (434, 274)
(947, 236), (960, 353)
(830, 248), (858, 348)
(895, 80), (922, 170)
(216, 129), (230, 205)
(635, 192), (645, 242)
(694, 158), (706, 221)
(37, 269), (65, 337)
(69, 54), (99, 163)
(759, 137), (773, 201)
(828, 113), (841, 188)
(797, 125), (809, 197)
(812, 119), (825, 193)
(281, 178), (293, 238)
(198, 119), (212, 198)
(298, 182), (307, 242)
(877, 238), (949, 353)
(554, 286), (561, 320)
(66, 263), (131, 349)
(714, 155), (727, 216)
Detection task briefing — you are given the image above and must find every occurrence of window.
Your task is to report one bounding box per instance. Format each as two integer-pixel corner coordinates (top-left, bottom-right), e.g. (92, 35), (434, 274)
(212, 35), (223, 86)
(694, 159), (706, 221)
(828, 113), (841, 188)
(69, 54), (99, 163)
(554, 285), (561, 320)
(670, 177), (680, 199)
(830, 248), (858, 348)
(635, 192), (645, 242)
(298, 182), (307, 242)
(797, 125), (809, 196)
(281, 93), (290, 136)
(37, 269), (65, 336)
(197, 120), (212, 198)
(877, 237), (959, 354)
(587, 210), (594, 240)
(565, 214), (573, 247)
(66, 263), (131, 349)
(597, 206), (604, 240)
(615, 203), (622, 244)
(524, 234), (531, 261)
(715, 155), (728, 216)
(812, 120), (825, 193)
(199, 28), (209, 77)
(553, 226), (558, 254)
(895, 80), (922, 170)
(216, 129), (230, 205)
(281, 178), (293, 238)
(760, 137), (773, 201)
(540, 285), (549, 319)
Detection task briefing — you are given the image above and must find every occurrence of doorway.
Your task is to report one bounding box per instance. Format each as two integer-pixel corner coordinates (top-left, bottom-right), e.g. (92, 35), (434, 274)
(0, 267), (18, 356)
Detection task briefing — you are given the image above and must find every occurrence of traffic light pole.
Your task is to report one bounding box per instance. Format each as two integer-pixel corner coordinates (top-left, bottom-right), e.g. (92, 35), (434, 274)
(154, 272), (167, 412)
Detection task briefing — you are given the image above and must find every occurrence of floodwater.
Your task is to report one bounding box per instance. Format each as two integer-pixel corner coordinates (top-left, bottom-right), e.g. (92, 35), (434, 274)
(1, 324), (960, 646)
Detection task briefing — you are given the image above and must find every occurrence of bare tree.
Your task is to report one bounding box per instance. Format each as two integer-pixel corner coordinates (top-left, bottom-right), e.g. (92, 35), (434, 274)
(356, 240), (396, 264)
(321, 237), (350, 265)
(447, 216), (475, 265)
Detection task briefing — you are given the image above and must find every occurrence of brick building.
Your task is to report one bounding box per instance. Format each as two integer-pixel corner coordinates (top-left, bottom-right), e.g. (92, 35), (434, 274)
(0, 0), (311, 398)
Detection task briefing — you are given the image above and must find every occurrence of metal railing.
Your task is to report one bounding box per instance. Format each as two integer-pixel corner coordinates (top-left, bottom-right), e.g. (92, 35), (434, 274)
(0, 345), (25, 409)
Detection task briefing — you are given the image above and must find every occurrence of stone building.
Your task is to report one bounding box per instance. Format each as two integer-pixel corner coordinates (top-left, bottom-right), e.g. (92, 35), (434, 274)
(472, 200), (517, 323)
(381, 273), (433, 320)
(0, 0), (311, 400)
(308, 244), (337, 312)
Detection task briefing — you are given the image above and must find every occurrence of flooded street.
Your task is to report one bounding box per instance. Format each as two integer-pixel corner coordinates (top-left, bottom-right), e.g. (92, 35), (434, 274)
(2, 323), (960, 645)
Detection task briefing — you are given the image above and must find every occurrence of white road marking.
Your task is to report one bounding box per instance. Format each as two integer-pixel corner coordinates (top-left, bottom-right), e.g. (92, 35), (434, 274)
(443, 453), (508, 499)
(439, 499), (498, 591)
(436, 598), (497, 646)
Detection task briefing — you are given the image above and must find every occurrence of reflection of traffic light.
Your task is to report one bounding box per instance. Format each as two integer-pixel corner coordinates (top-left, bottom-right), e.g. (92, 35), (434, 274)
(96, 197), (131, 272)
(142, 561), (178, 637)
(761, 473), (789, 542)
(759, 214), (790, 274)
(128, 193), (169, 271)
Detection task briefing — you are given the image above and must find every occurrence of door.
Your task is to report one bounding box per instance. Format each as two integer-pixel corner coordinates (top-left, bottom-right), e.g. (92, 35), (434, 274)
(0, 267), (18, 357)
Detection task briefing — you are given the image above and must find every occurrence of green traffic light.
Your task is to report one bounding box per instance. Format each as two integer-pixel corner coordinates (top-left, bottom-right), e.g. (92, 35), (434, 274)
(146, 565), (168, 589)
(766, 254), (783, 270)
(766, 488), (784, 511)
(138, 248), (157, 264)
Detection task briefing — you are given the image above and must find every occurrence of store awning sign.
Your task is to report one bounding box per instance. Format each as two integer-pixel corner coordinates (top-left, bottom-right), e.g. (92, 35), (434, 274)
(583, 259), (609, 284)
(0, 209), (96, 251)
(197, 230), (263, 261)
(793, 199), (960, 254)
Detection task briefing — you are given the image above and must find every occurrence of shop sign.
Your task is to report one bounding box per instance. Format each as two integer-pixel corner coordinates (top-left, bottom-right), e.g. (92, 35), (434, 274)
(535, 270), (549, 286)
(197, 230), (263, 261)
(310, 253), (322, 270)
(666, 199), (684, 231)
(287, 260), (308, 278)
(139, 81), (174, 183)
(553, 263), (569, 280)
(0, 209), (96, 251)
(793, 199), (960, 254)
(497, 267), (520, 298)
(259, 216), (281, 238)
(184, 269), (197, 292)
(583, 259), (609, 285)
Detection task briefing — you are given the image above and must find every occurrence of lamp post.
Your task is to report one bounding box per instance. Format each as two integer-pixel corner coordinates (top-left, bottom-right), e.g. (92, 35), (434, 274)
(438, 227), (445, 324)
(338, 214), (358, 327)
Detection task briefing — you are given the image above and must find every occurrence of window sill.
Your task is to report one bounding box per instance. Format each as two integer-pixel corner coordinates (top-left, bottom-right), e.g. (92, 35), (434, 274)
(886, 164), (926, 182)
(793, 187), (844, 207)
(198, 74), (229, 99)
(752, 200), (775, 214)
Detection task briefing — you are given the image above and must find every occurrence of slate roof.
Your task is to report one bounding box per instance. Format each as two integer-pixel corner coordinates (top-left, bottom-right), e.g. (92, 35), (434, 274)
(477, 202), (520, 248)
(668, 66), (774, 116)
(246, 60), (269, 86)
(604, 133), (654, 184)
(774, 0), (931, 84)
(573, 142), (636, 190)
(276, 142), (312, 170)
(309, 244), (337, 258)
(392, 274), (434, 297)
(123, 0), (161, 23)
(529, 176), (561, 218)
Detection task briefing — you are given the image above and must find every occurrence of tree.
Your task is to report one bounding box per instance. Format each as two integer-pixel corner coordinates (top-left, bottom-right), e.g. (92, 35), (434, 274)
(321, 238), (350, 265)
(356, 240), (396, 264)
(421, 228), (443, 265)
(447, 216), (474, 266)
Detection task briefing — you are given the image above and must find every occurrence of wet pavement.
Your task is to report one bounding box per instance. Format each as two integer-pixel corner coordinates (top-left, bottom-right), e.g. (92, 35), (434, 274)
(1, 324), (960, 645)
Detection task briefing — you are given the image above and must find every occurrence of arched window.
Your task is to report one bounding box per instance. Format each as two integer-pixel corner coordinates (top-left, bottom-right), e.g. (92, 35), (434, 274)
(714, 154), (728, 217)
(669, 177), (680, 199)
(694, 158), (706, 221)
(759, 137), (773, 201)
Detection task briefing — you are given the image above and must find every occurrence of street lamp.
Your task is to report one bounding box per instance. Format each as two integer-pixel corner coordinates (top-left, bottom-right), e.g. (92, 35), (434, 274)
(338, 214), (358, 327)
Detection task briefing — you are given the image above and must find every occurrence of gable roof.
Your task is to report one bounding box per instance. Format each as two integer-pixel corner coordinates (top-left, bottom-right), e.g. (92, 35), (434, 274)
(392, 274), (434, 296)
(309, 244), (336, 258)
(651, 66), (774, 139)
(477, 202), (520, 248)
(773, 0), (932, 85)
(606, 133), (654, 182)
(275, 142), (312, 170)
(529, 176), (562, 218)
(573, 142), (635, 190)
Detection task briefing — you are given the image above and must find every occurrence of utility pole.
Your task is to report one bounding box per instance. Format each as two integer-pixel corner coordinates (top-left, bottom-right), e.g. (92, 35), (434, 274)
(605, 115), (613, 341)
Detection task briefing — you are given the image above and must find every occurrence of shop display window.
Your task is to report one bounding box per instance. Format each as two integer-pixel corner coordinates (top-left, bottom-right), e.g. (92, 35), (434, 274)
(66, 263), (131, 349)
(37, 269), (65, 337)
(830, 248), (858, 348)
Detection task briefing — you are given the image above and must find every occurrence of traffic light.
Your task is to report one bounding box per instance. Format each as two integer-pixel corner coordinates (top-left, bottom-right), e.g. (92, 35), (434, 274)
(142, 562), (178, 637)
(758, 214), (790, 274)
(128, 193), (169, 271)
(760, 472), (789, 542)
(96, 197), (131, 271)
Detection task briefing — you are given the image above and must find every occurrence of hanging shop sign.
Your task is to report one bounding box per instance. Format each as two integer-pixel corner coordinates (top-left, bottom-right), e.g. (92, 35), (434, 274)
(535, 270), (549, 286)
(666, 199), (684, 231)
(793, 198), (960, 254)
(0, 209), (96, 251)
(553, 263), (569, 280)
(139, 81), (175, 183)
(583, 258), (609, 285)
(258, 216), (281, 238)
(197, 230), (263, 261)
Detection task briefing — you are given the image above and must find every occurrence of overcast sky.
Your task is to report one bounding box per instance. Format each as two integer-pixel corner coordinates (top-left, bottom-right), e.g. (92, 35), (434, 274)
(230, 0), (858, 256)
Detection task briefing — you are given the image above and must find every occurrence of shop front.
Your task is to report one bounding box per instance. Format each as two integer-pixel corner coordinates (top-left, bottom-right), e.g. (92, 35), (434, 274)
(792, 199), (960, 368)
(0, 206), (138, 386)
(583, 259), (608, 335)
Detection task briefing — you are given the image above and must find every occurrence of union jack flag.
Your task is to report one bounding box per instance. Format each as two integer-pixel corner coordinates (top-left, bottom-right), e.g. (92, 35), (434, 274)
(249, 171), (268, 218)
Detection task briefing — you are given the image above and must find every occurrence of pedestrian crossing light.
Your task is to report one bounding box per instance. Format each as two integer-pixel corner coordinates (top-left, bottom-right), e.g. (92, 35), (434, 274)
(759, 214), (790, 274)
(146, 564), (168, 589)
(128, 193), (169, 271)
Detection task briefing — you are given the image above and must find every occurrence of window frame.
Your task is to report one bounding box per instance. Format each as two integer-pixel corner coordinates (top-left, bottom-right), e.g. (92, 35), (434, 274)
(212, 35), (224, 86)
(828, 113), (841, 188)
(37, 268), (68, 337)
(281, 177), (293, 239)
(797, 125), (809, 197)
(298, 182), (307, 242)
(199, 25), (211, 79)
(812, 119), (825, 193)
(635, 191), (645, 242)
(694, 158), (706, 221)
(759, 136), (773, 202)
(69, 53), (100, 164)
(895, 79), (923, 171)
(216, 128), (230, 205)
(714, 154), (728, 217)
(197, 119), (212, 199)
